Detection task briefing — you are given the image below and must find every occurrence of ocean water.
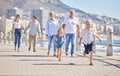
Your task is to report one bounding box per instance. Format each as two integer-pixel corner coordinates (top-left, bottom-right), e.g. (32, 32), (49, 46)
(96, 40), (120, 45)
(22, 39), (120, 54)
(32, 39), (120, 45)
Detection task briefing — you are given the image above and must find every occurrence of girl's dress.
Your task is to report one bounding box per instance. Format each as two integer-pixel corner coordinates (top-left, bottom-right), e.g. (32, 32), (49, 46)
(56, 35), (64, 48)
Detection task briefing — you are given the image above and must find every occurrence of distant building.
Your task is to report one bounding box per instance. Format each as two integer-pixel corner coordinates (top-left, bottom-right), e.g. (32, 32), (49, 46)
(113, 24), (120, 35)
(31, 7), (49, 33)
(6, 7), (23, 19)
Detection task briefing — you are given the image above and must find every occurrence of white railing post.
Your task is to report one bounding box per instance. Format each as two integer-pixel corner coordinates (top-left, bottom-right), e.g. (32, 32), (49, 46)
(0, 32), (1, 43)
(3, 32), (6, 43)
(107, 26), (113, 56)
(93, 36), (96, 53)
(8, 32), (11, 44)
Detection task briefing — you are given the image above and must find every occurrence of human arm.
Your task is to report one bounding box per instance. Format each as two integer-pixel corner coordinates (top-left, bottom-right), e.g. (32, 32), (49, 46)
(24, 22), (30, 34)
(78, 30), (84, 46)
(45, 21), (49, 38)
(21, 23), (25, 31)
(37, 23), (41, 38)
(76, 24), (80, 38)
(96, 35), (101, 42)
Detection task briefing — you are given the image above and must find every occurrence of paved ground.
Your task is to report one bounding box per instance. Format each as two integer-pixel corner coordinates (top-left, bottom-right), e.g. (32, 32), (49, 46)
(0, 44), (120, 76)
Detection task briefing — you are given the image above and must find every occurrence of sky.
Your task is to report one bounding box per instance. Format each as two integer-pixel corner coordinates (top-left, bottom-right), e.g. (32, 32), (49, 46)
(61, 0), (120, 20)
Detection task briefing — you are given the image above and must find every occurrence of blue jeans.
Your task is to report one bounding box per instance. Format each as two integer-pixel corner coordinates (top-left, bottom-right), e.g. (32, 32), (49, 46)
(14, 29), (22, 49)
(65, 34), (76, 55)
(48, 35), (57, 53)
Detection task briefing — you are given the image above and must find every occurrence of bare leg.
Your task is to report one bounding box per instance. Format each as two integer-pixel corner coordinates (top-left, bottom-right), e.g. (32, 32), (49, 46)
(57, 48), (60, 61)
(59, 48), (62, 61)
(33, 35), (37, 52)
(83, 51), (86, 56)
(89, 51), (93, 65)
(28, 35), (32, 51)
(57, 49), (59, 58)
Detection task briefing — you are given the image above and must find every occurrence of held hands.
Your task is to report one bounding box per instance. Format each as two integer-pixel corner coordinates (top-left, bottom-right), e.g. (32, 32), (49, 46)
(24, 30), (27, 34)
(46, 34), (48, 38)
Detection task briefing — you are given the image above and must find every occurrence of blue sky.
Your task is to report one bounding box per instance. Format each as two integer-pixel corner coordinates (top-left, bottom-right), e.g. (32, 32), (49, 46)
(61, 0), (120, 20)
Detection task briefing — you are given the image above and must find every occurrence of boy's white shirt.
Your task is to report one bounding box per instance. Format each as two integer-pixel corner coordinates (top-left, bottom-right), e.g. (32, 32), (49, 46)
(81, 28), (96, 45)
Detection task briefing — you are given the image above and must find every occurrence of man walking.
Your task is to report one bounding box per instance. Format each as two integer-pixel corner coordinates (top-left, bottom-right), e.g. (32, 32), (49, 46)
(63, 9), (80, 57)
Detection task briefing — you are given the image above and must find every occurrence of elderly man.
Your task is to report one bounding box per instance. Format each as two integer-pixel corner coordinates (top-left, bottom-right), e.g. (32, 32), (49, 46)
(45, 11), (59, 56)
(63, 9), (80, 57)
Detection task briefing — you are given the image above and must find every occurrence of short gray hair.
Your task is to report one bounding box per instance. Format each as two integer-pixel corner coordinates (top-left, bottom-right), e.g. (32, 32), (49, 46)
(69, 9), (75, 13)
(49, 11), (55, 15)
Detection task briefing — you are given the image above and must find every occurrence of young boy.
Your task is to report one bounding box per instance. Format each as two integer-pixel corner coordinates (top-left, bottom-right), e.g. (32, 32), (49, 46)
(79, 20), (101, 65)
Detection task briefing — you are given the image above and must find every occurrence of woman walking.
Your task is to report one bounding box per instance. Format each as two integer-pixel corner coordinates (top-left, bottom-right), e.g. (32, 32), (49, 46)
(12, 14), (24, 52)
(45, 11), (59, 56)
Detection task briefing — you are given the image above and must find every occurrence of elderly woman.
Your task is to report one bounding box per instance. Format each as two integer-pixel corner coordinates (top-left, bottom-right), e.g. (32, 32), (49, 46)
(45, 11), (59, 56)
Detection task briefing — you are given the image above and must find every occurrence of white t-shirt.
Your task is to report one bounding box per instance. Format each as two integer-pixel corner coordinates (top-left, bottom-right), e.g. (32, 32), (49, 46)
(63, 16), (79, 34)
(81, 28), (96, 45)
(13, 20), (22, 29)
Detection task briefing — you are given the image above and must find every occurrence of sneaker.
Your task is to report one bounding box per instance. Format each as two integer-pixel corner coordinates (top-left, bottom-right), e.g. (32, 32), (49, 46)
(58, 58), (61, 61)
(71, 54), (74, 57)
(89, 63), (93, 65)
(14, 47), (16, 51)
(17, 49), (20, 52)
(66, 52), (68, 56)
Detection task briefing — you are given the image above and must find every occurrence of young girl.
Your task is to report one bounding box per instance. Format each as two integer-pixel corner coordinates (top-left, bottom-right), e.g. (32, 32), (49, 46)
(79, 20), (101, 65)
(56, 27), (65, 61)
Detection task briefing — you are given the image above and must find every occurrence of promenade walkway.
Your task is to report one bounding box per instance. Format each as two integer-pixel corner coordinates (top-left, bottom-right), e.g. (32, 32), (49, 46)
(0, 44), (120, 76)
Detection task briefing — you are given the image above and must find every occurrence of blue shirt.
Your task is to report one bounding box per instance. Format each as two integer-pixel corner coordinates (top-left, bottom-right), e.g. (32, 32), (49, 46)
(45, 19), (59, 36)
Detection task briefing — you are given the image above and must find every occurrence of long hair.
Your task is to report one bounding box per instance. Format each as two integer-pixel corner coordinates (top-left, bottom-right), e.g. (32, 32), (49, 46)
(32, 15), (37, 20)
(14, 14), (20, 21)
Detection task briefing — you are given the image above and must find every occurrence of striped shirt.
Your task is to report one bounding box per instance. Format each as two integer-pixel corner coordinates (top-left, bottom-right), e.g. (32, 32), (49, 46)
(63, 16), (79, 34)
(25, 20), (41, 35)
(45, 19), (59, 36)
